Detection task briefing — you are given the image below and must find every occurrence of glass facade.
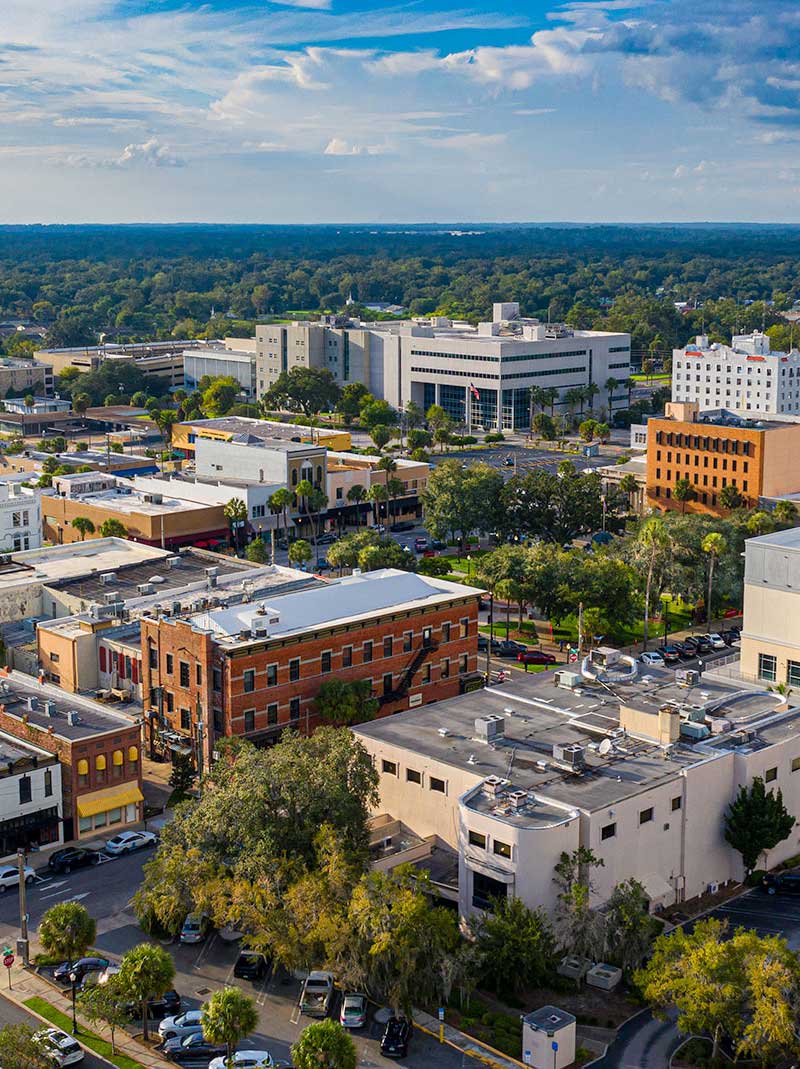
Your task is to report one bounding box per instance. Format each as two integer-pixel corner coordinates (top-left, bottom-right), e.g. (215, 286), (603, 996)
(423, 383), (436, 410)
(439, 383), (466, 424)
(501, 387), (532, 429)
(468, 388), (498, 429)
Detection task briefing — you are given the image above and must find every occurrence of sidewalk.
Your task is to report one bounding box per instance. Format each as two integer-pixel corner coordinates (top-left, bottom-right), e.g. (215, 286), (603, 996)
(2, 962), (172, 1069)
(413, 1008), (525, 1069)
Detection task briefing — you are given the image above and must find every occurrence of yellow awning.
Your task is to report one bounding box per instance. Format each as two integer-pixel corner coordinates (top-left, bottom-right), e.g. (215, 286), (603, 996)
(77, 783), (144, 819)
(112, 749), (124, 766)
(77, 759), (89, 776)
(95, 754), (106, 771)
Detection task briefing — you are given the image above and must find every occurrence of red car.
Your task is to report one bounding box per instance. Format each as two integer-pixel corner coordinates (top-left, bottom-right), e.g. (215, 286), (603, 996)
(517, 650), (556, 666)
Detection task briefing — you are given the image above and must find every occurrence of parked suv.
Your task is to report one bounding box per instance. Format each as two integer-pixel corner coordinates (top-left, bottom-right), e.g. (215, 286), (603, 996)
(762, 873), (800, 895)
(48, 848), (100, 875)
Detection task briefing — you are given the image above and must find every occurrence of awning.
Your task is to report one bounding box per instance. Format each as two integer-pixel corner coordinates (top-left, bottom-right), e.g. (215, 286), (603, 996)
(641, 872), (675, 910)
(77, 783), (144, 819)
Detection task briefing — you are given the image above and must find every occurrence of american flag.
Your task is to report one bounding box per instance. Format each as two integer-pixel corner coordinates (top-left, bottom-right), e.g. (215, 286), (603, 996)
(469, 382), (480, 401)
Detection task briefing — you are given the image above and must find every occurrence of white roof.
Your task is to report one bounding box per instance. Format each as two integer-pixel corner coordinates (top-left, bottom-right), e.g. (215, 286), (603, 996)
(192, 568), (482, 641)
(8, 537), (165, 585)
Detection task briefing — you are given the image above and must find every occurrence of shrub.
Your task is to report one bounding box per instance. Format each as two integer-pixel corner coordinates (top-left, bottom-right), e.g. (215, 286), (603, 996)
(746, 868), (767, 886)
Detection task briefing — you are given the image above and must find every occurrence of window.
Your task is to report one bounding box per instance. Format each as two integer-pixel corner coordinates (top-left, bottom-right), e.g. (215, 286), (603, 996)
(766, 767), (778, 783)
(149, 645), (158, 670)
(44, 769), (52, 797)
(363, 641), (373, 663)
(441, 658), (450, 679)
(671, 796), (682, 811)
(321, 651), (332, 673)
(421, 664), (431, 684)
(212, 667), (222, 691)
(601, 823), (616, 840)
(468, 830), (486, 849)
(267, 703), (278, 726)
(382, 759), (398, 776)
(19, 777), (31, 805)
(403, 631), (412, 653)
(267, 663), (277, 686)
(759, 653), (777, 682)
(166, 692), (174, 713)
(243, 668), (255, 692)
(493, 840), (511, 858)
(244, 709), (255, 733)
(430, 777), (446, 793)
(788, 661), (800, 687)
(461, 616), (470, 637)
(460, 654), (468, 673)
(196, 664), (202, 686)
(180, 707), (190, 730)
(639, 807), (654, 825)
(343, 646), (352, 668)
(50, 651), (59, 664)
(406, 768), (422, 784)
(289, 697), (300, 720)
(472, 871), (508, 910)
(383, 636), (393, 658)
(383, 673), (393, 696)
(289, 659), (300, 682)
(792, 756), (800, 773)
(166, 653), (173, 675)
(442, 622), (451, 643)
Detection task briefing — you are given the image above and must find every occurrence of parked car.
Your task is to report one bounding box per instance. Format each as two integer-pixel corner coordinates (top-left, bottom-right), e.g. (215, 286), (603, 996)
(430, 539), (446, 550)
(300, 971), (334, 1017)
(477, 635), (504, 655)
(180, 913), (211, 945)
(673, 641), (695, 660)
(35, 1029), (84, 1067)
(339, 993), (368, 1029)
(368, 523), (386, 534)
(413, 537), (429, 552)
(163, 1034), (227, 1065)
(380, 1016), (411, 1058)
(317, 532), (338, 545)
(639, 651), (664, 666)
(233, 951), (269, 981)
(504, 455), (515, 466)
(47, 848), (100, 875)
(125, 990), (180, 1021)
(104, 830), (158, 855)
(0, 863), (35, 893)
(389, 521), (415, 532)
(496, 640), (527, 659)
(54, 957), (110, 984)
(158, 1010), (205, 1042)
(657, 645), (682, 665)
(762, 873), (800, 895)
(707, 633), (727, 650)
(209, 1052), (274, 1069)
(720, 629), (740, 646)
(517, 650), (556, 666)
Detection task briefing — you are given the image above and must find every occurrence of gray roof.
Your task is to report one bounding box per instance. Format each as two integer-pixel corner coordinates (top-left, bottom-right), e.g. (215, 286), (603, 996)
(523, 1006), (576, 1032)
(0, 671), (136, 741)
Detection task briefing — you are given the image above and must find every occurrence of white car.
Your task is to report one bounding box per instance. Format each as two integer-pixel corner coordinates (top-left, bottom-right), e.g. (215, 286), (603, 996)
(104, 830), (158, 856)
(0, 863), (35, 892)
(639, 651), (665, 666)
(35, 1029), (84, 1067)
(209, 1052), (274, 1069)
(339, 993), (368, 1029)
(707, 633), (727, 650)
(158, 1009), (204, 1042)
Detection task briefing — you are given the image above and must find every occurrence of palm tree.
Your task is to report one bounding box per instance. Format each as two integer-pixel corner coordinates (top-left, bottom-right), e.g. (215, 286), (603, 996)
(366, 483), (388, 526)
(702, 532), (727, 630)
(584, 382), (600, 415)
(346, 483), (367, 526)
(269, 486), (294, 542)
(673, 477), (695, 515)
(544, 386), (559, 417)
(719, 484), (743, 512)
(434, 425), (451, 453)
(386, 476), (405, 521)
(202, 988), (258, 1069)
(636, 516), (670, 649)
(564, 388), (583, 426)
(619, 473), (639, 512)
(604, 376), (619, 415)
(529, 386), (547, 426)
(223, 497), (248, 554)
(774, 500), (798, 527)
(296, 478), (327, 557)
(71, 516), (95, 541)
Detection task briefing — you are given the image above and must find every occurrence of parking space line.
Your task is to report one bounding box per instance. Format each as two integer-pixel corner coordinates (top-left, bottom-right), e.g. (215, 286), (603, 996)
(193, 933), (216, 970)
(289, 1001), (301, 1026)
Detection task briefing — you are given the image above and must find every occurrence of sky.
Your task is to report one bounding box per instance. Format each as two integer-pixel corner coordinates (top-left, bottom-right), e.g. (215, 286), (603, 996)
(1, 0), (800, 223)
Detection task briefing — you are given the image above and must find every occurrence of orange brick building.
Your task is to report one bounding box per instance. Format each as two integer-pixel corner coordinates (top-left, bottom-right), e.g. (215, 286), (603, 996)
(140, 569), (483, 770)
(646, 402), (800, 516)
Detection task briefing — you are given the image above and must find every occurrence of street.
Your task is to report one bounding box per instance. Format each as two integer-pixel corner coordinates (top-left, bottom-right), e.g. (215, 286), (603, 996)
(0, 992), (110, 1069)
(0, 850), (482, 1069)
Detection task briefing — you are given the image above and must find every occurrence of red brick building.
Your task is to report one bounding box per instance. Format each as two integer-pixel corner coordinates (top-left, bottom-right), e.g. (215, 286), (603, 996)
(0, 669), (143, 841)
(140, 569), (483, 769)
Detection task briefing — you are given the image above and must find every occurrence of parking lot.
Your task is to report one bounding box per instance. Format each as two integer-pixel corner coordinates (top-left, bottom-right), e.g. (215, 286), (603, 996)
(705, 885), (800, 951)
(430, 443), (611, 477)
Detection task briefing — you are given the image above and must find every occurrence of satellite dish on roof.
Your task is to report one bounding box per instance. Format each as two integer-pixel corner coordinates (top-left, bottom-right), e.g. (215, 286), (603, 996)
(598, 739), (613, 756)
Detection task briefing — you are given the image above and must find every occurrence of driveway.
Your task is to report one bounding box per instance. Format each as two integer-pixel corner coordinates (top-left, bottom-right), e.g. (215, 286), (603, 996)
(589, 1009), (682, 1069)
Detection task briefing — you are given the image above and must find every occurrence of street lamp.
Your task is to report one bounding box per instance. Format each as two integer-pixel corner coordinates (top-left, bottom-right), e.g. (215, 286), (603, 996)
(662, 594), (670, 643)
(69, 970), (79, 1034)
(466, 554), (472, 580)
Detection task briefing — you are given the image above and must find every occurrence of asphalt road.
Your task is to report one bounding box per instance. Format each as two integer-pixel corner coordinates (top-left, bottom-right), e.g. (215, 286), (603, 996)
(430, 443), (611, 477)
(0, 992), (109, 1069)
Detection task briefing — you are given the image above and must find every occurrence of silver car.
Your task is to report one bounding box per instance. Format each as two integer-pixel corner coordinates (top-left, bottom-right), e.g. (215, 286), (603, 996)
(158, 1009), (204, 1042)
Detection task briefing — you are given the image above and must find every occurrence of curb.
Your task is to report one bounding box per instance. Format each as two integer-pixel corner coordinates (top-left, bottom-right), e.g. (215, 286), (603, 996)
(0, 989), (120, 1069)
(413, 1018), (527, 1069)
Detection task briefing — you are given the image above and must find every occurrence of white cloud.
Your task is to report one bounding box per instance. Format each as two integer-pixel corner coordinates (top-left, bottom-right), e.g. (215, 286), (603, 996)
(115, 139), (184, 168)
(269, 0), (332, 7)
(323, 137), (390, 156)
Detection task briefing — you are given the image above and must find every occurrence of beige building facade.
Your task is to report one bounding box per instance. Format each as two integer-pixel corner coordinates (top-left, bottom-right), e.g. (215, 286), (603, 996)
(740, 526), (800, 687)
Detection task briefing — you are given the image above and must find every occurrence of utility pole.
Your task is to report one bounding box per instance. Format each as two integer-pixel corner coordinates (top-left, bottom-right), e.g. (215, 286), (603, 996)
(17, 850), (28, 967)
(577, 601), (584, 655)
(485, 593), (494, 679)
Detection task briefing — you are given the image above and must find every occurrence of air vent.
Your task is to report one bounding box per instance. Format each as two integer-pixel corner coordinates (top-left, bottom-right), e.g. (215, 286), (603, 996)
(100, 572), (117, 585)
(137, 583), (154, 595)
(66, 711), (80, 726)
(166, 556), (181, 568)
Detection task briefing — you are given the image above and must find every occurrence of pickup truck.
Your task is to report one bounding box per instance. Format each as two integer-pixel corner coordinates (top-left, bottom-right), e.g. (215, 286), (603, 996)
(300, 971), (334, 1017)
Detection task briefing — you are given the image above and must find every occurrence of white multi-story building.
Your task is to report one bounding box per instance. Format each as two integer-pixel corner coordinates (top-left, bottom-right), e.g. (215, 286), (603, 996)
(256, 303), (631, 431)
(0, 476), (42, 553)
(672, 332), (800, 414)
(0, 732), (63, 858)
(183, 342), (257, 401)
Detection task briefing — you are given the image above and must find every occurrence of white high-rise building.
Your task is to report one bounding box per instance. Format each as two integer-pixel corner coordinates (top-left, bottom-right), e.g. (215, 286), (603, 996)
(255, 303), (631, 431)
(672, 331), (800, 415)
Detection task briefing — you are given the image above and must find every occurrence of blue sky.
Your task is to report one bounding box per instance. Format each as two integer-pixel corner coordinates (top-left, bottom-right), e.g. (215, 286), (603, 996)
(2, 0), (800, 223)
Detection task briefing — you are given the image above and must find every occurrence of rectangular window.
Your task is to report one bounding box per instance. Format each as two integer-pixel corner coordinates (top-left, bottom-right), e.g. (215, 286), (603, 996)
(601, 823), (616, 840)
(50, 651), (59, 663)
(267, 663), (277, 686)
(766, 767), (778, 783)
(212, 667), (222, 691)
(461, 616), (470, 637)
(430, 777), (446, 793)
(363, 641), (373, 664)
(383, 636), (393, 658)
(149, 645), (158, 670)
(166, 653), (173, 675)
(759, 653), (777, 682)
(472, 871), (508, 911)
(244, 709), (255, 733)
(180, 707), (190, 730)
(243, 668), (255, 692)
(289, 659), (300, 682)
(639, 807), (654, 825)
(267, 703), (278, 726)
(792, 756), (800, 773)
(788, 661), (800, 688)
(403, 631), (412, 653)
(460, 654), (468, 673)
(382, 759), (397, 775)
(442, 623), (451, 642)
(468, 830), (486, 849)
(289, 697), (300, 720)
(671, 796), (682, 811)
(196, 664), (202, 686)
(493, 840), (511, 858)
(406, 768), (421, 784)
(321, 651), (332, 673)
(179, 661), (190, 687)
(382, 673), (393, 696)
(421, 664), (431, 684)
(44, 769), (52, 797)
(19, 777), (31, 805)
(342, 646), (352, 668)
(441, 658), (450, 679)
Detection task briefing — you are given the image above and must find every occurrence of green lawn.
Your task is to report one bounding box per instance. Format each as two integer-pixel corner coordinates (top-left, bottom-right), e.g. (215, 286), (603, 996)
(24, 997), (147, 1069)
(630, 373), (671, 383)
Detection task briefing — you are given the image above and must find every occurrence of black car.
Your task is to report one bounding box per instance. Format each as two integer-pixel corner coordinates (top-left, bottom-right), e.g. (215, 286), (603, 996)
(233, 951), (270, 981)
(477, 635), (504, 655)
(163, 1034), (228, 1064)
(54, 957), (110, 984)
(497, 640), (527, 659)
(380, 1016), (411, 1058)
(126, 991), (181, 1021)
(317, 532), (338, 545)
(48, 848), (101, 875)
(657, 645), (682, 665)
(673, 641), (696, 660)
(720, 628), (740, 645)
(430, 539), (446, 551)
(762, 873), (800, 895)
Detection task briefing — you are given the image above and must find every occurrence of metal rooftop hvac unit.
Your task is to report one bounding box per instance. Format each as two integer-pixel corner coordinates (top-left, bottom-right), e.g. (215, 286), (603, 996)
(166, 556), (181, 568)
(554, 669), (582, 689)
(474, 714), (505, 744)
(676, 669), (699, 687)
(553, 743), (586, 770)
(507, 790), (529, 810)
(482, 775), (505, 797)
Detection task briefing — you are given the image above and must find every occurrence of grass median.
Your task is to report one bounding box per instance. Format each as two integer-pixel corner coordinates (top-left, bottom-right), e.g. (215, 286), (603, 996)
(24, 997), (148, 1069)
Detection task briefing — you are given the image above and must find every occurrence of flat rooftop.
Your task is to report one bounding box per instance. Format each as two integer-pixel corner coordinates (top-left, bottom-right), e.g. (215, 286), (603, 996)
(191, 568), (483, 646)
(57, 485), (216, 517)
(354, 664), (794, 821)
(744, 526), (800, 552)
(0, 669), (136, 740)
(4, 538), (166, 589)
(182, 416), (338, 443)
(0, 729), (56, 768)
